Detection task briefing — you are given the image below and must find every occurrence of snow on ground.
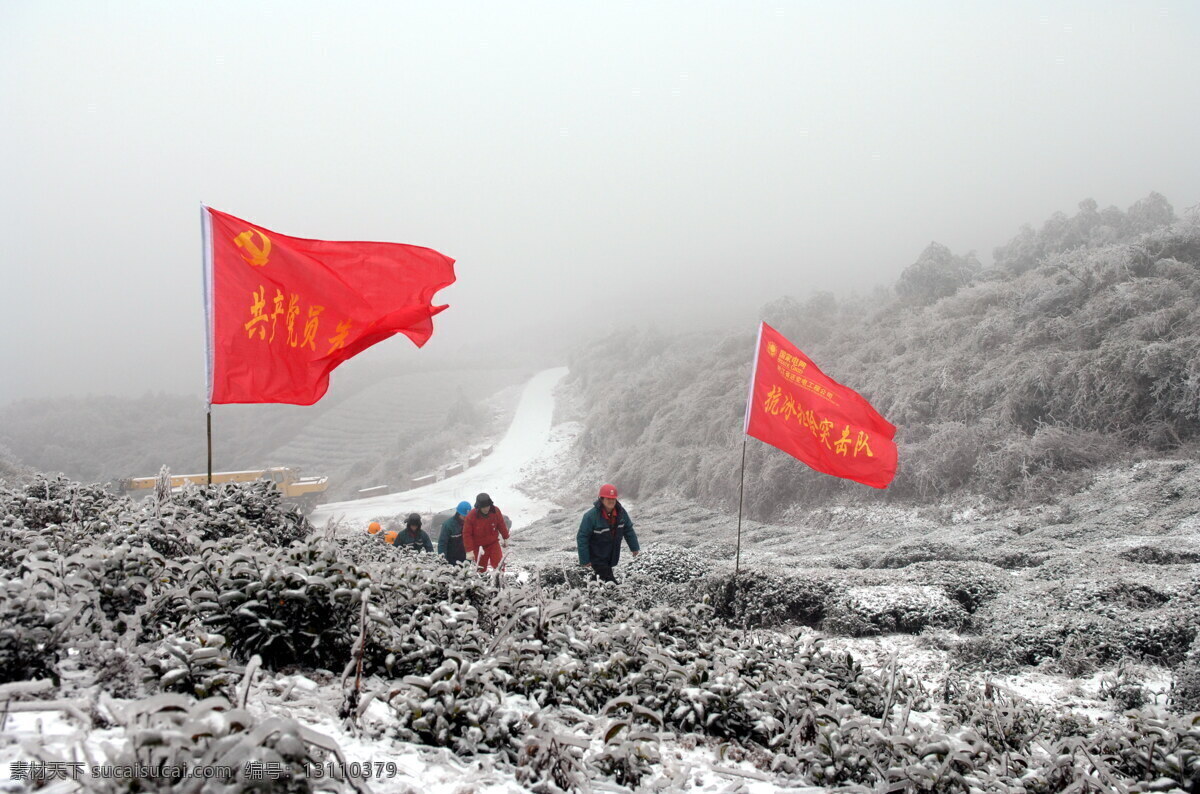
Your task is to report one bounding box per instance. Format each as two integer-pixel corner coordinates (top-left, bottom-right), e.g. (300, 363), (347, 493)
(311, 367), (570, 533)
(1, 680), (821, 794)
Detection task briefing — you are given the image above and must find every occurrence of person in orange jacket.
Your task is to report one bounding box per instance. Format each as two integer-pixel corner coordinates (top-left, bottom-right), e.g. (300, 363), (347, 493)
(462, 492), (509, 571)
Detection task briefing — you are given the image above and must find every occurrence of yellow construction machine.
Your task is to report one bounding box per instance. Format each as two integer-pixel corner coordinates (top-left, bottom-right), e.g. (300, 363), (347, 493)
(118, 467), (328, 512)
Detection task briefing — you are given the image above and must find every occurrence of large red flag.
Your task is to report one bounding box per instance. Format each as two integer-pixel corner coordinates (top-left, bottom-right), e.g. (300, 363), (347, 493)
(744, 322), (898, 488)
(202, 206), (455, 405)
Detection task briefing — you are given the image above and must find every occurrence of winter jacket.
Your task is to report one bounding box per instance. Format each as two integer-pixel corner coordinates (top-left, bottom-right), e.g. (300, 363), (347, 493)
(463, 506), (510, 555)
(438, 514), (467, 563)
(393, 526), (433, 553)
(577, 499), (639, 567)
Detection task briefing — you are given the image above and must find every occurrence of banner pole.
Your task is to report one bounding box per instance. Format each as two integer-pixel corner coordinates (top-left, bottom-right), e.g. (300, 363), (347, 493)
(735, 323), (762, 580)
(735, 436), (747, 576)
(201, 204), (214, 487)
(207, 406), (213, 486)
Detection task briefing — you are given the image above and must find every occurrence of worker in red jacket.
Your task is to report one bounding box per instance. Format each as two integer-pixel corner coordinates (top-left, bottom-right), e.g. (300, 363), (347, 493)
(463, 492), (509, 571)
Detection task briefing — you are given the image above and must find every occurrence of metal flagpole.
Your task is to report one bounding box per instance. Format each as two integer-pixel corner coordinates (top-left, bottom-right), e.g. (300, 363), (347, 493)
(201, 203), (214, 486)
(735, 437), (747, 576)
(736, 322), (764, 578)
(207, 407), (213, 486)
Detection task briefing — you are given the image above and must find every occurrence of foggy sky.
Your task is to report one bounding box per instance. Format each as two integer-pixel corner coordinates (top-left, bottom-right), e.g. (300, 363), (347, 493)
(2, 1), (1198, 403)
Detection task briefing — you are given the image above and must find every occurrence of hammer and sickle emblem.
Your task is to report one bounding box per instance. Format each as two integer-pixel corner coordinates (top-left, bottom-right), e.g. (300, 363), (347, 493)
(234, 229), (272, 266)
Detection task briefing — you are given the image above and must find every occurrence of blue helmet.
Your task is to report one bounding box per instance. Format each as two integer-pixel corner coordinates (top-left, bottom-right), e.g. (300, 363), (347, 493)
(456, 501), (471, 516)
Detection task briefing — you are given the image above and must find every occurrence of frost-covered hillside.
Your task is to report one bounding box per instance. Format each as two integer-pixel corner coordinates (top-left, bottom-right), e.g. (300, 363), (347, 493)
(558, 198), (1200, 520)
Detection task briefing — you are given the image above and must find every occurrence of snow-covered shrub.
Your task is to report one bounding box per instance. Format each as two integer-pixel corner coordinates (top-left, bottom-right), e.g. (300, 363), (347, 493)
(897, 242), (981, 305)
(1170, 637), (1200, 714)
(4, 475), (114, 531)
(91, 692), (350, 793)
(623, 545), (710, 584)
(591, 698), (662, 787)
(385, 654), (526, 759)
(956, 604), (1196, 674)
(1054, 577), (1174, 612)
(982, 548), (1047, 569)
(65, 540), (173, 630)
(364, 551), (500, 679)
(515, 714), (589, 793)
(144, 634), (236, 700)
(534, 557), (593, 589)
(1098, 662), (1150, 711)
(870, 540), (978, 568)
(703, 569), (839, 628)
(942, 678), (1087, 754)
(167, 480), (312, 548)
(615, 545), (715, 611)
(0, 576), (63, 684)
(1119, 545), (1200, 565)
(823, 585), (969, 637)
(901, 560), (1007, 613)
(188, 542), (369, 670)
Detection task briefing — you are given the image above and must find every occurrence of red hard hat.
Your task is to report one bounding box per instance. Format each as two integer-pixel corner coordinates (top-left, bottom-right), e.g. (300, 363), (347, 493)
(599, 484), (618, 499)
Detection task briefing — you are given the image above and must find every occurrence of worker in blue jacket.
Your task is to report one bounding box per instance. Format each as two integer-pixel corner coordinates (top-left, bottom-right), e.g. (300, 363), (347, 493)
(577, 483), (639, 582)
(438, 501), (471, 564)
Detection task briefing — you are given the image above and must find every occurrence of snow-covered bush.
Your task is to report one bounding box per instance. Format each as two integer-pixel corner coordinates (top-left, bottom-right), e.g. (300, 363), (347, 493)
(591, 698), (662, 787)
(188, 542), (369, 671)
(90, 691), (350, 793)
(167, 480), (312, 548)
(623, 544), (710, 584)
(823, 585), (968, 637)
(1170, 637), (1200, 714)
(702, 568), (839, 628)
(4, 475), (114, 531)
(515, 715), (589, 793)
(0, 576), (63, 684)
(901, 560), (1008, 614)
(144, 634), (236, 699)
(1118, 544), (1200, 565)
(955, 603), (1196, 675)
(871, 540), (977, 568)
(385, 655), (526, 759)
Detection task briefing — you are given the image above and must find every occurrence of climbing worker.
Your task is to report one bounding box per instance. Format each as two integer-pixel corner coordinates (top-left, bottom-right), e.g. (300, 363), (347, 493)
(463, 492), (510, 571)
(577, 484), (640, 583)
(438, 501), (471, 564)
(394, 512), (434, 553)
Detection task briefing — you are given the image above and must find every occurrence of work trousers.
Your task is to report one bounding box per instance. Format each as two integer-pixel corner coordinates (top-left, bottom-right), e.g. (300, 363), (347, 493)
(591, 563), (616, 583)
(475, 544), (503, 572)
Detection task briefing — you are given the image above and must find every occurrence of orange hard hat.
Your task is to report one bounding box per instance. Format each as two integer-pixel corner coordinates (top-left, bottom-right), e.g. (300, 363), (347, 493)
(368, 521), (382, 534)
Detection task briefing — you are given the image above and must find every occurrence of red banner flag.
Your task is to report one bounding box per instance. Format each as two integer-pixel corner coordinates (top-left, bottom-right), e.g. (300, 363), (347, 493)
(202, 206), (455, 405)
(743, 322), (898, 488)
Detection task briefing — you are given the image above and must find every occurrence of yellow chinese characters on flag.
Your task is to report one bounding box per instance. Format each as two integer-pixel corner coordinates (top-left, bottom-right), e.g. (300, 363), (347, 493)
(744, 322), (898, 489)
(203, 207), (456, 405)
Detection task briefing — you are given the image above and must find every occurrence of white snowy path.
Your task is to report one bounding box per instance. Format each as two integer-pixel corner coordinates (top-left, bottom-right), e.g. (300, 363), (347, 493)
(311, 367), (569, 531)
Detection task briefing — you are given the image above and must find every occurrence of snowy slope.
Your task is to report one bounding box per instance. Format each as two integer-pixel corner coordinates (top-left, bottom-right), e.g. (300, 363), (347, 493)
(311, 367), (570, 532)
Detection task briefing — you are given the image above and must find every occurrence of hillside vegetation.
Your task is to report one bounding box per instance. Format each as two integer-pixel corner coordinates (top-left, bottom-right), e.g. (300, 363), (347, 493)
(563, 194), (1200, 519)
(4, 475), (1200, 792)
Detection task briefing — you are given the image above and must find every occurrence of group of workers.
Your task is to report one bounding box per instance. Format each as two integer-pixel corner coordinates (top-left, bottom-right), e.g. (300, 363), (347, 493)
(367, 484), (640, 582)
(368, 491), (511, 569)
